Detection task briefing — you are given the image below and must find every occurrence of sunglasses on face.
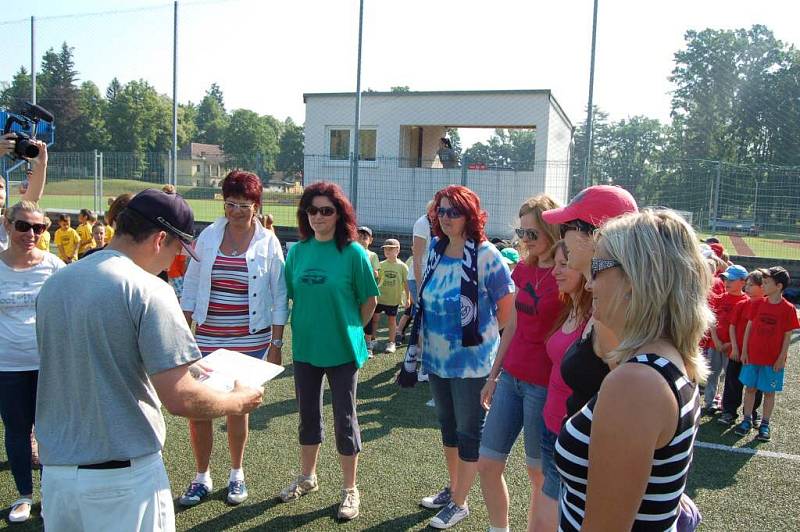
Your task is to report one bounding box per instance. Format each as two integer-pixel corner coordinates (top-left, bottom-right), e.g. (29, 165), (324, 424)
(13, 220), (47, 235)
(515, 228), (540, 241)
(560, 219), (596, 239)
(224, 201), (255, 211)
(590, 257), (622, 280)
(306, 206), (336, 217)
(436, 206), (463, 219)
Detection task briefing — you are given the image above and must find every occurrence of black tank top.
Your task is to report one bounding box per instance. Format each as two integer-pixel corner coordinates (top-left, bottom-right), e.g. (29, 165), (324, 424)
(561, 326), (611, 418)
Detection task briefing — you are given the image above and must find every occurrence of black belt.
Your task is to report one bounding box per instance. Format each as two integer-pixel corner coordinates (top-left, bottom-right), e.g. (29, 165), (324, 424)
(78, 460), (131, 470)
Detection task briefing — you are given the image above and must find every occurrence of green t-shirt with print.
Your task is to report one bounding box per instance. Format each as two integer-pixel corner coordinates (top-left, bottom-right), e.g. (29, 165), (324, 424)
(286, 238), (379, 368)
(366, 250), (380, 277)
(377, 259), (409, 307)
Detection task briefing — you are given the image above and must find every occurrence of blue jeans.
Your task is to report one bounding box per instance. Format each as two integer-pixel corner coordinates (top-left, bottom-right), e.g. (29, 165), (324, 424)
(429, 373), (487, 462)
(0, 370), (38, 496)
(539, 426), (561, 500)
(479, 371), (547, 468)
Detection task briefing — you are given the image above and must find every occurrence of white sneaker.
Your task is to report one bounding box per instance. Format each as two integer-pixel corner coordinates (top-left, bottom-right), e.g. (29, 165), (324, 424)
(430, 501), (469, 529)
(280, 474), (319, 502)
(418, 371), (429, 382)
(9, 498), (32, 523)
(386, 342), (396, 353)
(426, 398), (436, 407)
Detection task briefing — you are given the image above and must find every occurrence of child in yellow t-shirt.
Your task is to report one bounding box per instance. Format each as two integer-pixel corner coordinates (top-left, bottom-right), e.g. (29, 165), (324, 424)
(54, 214), (80, 263)
(35, 216), (52, 252)
(76, 208), (97, 255)
(371, 239), (409, 354)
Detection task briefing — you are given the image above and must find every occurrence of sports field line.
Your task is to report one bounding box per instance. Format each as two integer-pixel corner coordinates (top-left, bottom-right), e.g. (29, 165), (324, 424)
(695, 441), (800, 462)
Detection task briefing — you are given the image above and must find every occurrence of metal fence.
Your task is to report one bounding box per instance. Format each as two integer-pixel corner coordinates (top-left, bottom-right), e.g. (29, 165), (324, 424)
(7, 151), (799, 260)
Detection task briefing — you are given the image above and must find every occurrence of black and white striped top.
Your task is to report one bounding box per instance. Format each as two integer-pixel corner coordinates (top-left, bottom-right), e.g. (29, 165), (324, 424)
(554, 354), (700, 531)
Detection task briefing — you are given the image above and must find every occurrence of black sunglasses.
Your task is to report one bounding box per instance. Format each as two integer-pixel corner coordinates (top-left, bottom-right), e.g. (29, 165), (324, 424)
(13, 220), (47, 235)
(560, 219), (597, 239)
(306, 206), (336, 217)
(590, 257), (622, 280)
(515, 228), (540, 241)
(436, 206), (463, 219)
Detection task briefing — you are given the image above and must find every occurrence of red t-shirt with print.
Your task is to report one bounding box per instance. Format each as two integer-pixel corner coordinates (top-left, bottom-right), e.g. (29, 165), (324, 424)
(502, 262), (563, 387)
(745, 297), (800, 365)
(712, 292), (748, 344)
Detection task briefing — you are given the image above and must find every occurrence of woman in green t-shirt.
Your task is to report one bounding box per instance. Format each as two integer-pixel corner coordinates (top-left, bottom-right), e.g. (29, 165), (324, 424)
(280, 182), (379, 522)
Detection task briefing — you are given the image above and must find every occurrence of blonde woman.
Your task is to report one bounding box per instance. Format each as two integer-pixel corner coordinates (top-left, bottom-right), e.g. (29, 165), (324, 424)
(555, 209), (711, 531)
(476, 195), (562, 532)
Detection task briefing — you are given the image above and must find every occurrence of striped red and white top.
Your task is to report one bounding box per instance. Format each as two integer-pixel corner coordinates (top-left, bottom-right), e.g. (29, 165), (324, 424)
(195, 253), (271, 358)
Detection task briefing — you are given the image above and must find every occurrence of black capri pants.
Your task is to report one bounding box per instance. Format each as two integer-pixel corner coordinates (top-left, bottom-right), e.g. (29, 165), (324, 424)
(293, 360), (362, 456)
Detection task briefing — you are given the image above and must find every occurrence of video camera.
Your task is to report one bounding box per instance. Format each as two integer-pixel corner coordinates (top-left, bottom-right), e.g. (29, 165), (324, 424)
(2, 102), (54, 160)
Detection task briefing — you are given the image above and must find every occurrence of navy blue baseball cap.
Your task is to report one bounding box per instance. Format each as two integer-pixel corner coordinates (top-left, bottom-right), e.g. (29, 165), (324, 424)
(125, 189), (198, 261)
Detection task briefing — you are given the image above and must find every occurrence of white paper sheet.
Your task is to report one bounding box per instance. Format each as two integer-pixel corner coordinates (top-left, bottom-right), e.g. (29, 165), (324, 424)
(189, 349), (285, 392)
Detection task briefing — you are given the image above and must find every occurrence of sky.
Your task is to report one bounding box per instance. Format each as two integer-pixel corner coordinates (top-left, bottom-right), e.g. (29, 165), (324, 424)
(2, 0), (799, 147)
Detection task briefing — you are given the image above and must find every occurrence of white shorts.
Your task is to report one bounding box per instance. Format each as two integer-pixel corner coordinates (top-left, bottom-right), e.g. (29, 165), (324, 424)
(41, 452), (174, 532)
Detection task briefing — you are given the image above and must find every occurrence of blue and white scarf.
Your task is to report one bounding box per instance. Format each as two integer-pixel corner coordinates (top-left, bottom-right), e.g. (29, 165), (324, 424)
(397, 237), (481, 387)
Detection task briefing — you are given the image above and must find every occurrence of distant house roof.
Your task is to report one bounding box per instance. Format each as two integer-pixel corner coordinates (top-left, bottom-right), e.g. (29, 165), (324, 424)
(179, 143), (225, 160)
(303, 89), (572, 129)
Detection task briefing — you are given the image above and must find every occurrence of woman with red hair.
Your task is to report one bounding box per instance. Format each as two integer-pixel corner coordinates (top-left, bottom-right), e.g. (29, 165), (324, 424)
(280, 182), (379, 521)
(414, 185), (516, 529)
(179, 170), (288, 507)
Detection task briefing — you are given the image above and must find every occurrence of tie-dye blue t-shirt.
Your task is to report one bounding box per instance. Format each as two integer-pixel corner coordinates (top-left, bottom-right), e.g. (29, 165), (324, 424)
(420, 240), (515, 378)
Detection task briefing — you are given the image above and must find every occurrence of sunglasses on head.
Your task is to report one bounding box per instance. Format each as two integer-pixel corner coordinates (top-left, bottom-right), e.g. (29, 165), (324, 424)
(436, 206), (463, 219)
(306, 206), (336, 217)
(590, 257), (622, 280)
(560, 219), (597, 239)
(515, 228), (540, 241)
(13, 220), (47, 235)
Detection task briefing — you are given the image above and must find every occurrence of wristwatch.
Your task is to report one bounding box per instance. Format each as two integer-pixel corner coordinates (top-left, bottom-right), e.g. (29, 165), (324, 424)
(272, 339), (284, 348)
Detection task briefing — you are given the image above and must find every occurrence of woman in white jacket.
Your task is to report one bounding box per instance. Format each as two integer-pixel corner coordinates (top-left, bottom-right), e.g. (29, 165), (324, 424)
(178, 170), (288, 507)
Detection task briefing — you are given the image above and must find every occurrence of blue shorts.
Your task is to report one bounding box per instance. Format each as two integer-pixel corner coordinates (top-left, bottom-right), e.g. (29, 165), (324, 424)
(739, 364), (784, 393)
(539, 425), (561, 500)
(479, 371), (546, 468)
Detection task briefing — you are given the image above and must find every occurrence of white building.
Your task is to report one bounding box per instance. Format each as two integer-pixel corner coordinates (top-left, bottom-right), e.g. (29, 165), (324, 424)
(303, 89), (573, 237)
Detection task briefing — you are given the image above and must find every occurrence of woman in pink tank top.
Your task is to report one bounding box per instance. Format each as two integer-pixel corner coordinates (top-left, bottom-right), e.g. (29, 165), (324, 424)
(535, 240), (592, 531)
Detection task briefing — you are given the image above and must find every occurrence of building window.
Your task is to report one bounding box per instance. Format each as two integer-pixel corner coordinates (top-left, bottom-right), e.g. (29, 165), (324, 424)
(329, 129), (350, 160)
(359, 129), (376, 161)
(327, 127), (377, 161)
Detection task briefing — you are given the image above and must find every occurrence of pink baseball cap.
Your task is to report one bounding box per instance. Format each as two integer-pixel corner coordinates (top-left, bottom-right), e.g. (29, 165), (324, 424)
(541, 185), (638, 227)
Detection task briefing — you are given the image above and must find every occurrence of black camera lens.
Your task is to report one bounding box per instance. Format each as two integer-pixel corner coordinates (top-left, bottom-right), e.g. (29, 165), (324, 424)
(15, 137), (39, 159)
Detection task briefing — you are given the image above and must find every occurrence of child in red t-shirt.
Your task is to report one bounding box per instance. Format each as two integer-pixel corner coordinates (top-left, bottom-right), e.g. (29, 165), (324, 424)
(718, 270), (765, 425)
(735, 267), (800, 441)
(703, 265), (749, 414)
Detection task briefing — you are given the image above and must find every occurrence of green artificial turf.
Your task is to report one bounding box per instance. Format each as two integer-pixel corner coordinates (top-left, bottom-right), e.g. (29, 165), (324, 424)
(1, 325), (799, 530)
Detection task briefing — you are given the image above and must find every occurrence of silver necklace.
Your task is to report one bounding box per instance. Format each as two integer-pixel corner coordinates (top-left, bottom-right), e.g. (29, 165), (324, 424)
(225, 225), (251, 256)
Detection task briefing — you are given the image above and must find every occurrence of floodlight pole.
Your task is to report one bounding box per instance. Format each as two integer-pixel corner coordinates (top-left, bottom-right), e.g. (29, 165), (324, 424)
(171, 1), (179, 186)
(583, 0), (598, 189)
(351, 0), (365, 212)
(31, 16), (36, 105)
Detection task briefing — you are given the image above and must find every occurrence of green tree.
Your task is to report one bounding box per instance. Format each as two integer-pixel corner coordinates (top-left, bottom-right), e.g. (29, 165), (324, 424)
(0, 67), (36, 109)
(106, 77), (123, 104)
(105, 80), (172, 175)
(276, 118), (304, 175)
(73, 81), (111, 151)
(223, 109), (281, 175)
(195, 83), (229, 145)
(390, 86), (411, 93)
(38, 42), (81, 150)
(177, 102), (198, 149)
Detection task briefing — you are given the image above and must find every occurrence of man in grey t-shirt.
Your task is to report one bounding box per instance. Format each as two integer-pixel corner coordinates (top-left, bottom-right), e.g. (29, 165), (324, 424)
(35, 189), (263, 532)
